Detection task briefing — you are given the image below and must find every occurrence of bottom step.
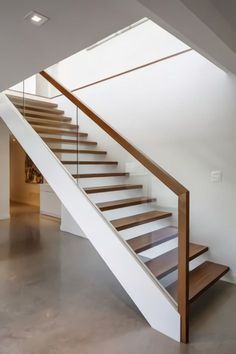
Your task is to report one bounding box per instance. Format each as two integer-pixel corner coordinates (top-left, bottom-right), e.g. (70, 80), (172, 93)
(167, 261), (229, 303)
(146, 243), (208, 280)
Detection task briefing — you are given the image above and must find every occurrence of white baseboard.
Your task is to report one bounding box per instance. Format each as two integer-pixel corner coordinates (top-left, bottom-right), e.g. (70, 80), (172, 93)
(60, 226), (87, 239)
(40, 211), (61, 219)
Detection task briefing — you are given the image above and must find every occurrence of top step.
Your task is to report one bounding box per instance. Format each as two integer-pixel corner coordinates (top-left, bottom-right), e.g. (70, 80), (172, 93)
(145, 243), (208, 280)
(7, 94), (57, 109)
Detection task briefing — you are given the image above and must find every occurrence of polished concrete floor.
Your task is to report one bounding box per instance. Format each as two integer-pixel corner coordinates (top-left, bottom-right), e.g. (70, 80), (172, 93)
(0, 204), (235, 354)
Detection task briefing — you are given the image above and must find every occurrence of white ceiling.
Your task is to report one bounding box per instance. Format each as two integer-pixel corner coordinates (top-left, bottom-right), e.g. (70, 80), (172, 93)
(180, 0), (236, 52)
(138, 0), (236, 75)
(0, 0), (152, 91)
(1, 0), (236, 92)
(211, 0), (236, 32)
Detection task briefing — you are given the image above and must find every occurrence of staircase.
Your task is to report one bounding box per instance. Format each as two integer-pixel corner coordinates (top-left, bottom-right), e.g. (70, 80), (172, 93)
(5, 92), (229, 342)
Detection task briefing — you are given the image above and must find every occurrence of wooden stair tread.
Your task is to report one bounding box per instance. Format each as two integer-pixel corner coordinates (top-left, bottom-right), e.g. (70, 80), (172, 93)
(146, 243), (208, 280)
(52, 148), (106, 154)
(127, 226), (178, 253)
(73, 173), (129, 178)
(27, 117), (77, 129)
(43, 137), (97, 145)
(22, 110), (71, 121)
(167, 261), (230, 303)
(35, 127), (88, 137)
(8, 95), (57, 108)
(111, 210), (172, 231)
(61, 160), (118, 165)
(97, 197), (156, 211)
(15, 103), (64, 115)
(84, 184), (143, 194)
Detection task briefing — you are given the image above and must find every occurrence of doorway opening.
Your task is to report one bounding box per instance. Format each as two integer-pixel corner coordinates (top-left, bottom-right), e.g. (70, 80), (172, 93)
(10, 137), (40, 214)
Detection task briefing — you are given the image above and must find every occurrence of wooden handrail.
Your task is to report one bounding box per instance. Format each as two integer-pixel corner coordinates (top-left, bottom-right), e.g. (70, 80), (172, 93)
(40, 70), (190, 343)
(51, 48), (192, 99)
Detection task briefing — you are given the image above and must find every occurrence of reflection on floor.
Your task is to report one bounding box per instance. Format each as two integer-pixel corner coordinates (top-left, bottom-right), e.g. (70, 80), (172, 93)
(0, 203), (235, 353)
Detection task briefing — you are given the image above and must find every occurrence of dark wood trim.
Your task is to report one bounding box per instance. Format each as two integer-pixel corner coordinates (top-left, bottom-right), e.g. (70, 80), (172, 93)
(51, 148), (107, 155)
(61, 160), (118, 165)
(51, 49), (192, 98)
(72, 172), (129, 178)
(178, 192), (190, 343)
(84, 184), (143, 194)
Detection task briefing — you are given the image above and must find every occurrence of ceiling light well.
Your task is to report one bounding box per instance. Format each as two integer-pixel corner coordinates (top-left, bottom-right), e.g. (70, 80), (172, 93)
(24, 11), (49, 26)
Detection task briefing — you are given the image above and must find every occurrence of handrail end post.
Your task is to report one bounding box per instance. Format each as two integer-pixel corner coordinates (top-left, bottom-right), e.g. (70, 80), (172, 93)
(178, 191), (190, 343)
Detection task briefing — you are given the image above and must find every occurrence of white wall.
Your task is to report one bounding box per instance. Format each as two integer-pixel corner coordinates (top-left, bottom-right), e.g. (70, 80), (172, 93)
(0, 121), (10, 219)
(53, 21), (236, 282)
(10, 75), (36, 95)
(61, 205), (85, 237)
(40, 184), (61, 218)
(78, 54), (236, 283)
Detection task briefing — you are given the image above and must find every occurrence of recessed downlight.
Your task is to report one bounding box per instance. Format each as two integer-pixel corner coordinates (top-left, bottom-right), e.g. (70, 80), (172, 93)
(24, 11), (49, 26)
(31, 15), (42, 23)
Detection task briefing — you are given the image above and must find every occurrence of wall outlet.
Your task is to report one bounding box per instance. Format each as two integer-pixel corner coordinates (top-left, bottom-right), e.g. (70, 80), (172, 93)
(210, 170), (222, 183)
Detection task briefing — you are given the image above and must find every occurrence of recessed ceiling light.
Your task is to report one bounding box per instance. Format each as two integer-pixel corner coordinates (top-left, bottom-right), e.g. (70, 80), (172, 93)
(31, 15), (42, 23)
(24, 11), (49, 26)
